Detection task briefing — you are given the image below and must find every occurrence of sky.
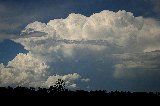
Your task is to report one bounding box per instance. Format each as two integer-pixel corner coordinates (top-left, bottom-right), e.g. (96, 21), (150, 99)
(0, 0), (160, 91)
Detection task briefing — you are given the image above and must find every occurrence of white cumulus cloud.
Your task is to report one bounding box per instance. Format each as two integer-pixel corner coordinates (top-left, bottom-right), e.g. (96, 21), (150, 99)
(0, 53), (48, 87)
(45, 73), (81, 89)
(0, 53), (84, 88)
(1, 10), (160, 90)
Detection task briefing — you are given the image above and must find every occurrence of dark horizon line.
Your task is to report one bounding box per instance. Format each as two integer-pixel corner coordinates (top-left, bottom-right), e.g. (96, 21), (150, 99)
(0, 86), (159, 97)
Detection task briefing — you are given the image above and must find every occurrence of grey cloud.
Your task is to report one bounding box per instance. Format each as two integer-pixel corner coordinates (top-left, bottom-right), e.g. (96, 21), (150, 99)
(0, 1), (72, 41)
(151, 0), (160, 14)
(114, 51), (160, 78)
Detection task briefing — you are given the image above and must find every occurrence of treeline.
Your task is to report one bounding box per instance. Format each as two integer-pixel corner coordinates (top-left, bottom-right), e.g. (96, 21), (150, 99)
(0, 87), (159, 97)
(0, 79), (159, 97)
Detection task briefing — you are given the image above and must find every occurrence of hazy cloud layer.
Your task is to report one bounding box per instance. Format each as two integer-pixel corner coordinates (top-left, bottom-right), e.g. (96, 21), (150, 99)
(149, 0), (160, 16)
(1, 10), (160, 90)
(114, 51), (160, 78)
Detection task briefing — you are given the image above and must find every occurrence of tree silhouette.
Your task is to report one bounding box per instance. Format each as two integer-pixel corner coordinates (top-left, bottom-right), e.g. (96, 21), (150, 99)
(0, 79), (159, 97)
(54, 79), (65, 92)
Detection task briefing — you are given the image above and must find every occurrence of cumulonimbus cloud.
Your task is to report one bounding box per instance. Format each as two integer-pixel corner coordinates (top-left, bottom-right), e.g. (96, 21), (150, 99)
(0, 10), (160, 90)
(0, 53), (84, 88)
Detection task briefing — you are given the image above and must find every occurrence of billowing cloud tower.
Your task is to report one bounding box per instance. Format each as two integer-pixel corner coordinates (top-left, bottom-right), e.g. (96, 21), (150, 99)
(0, 10), (160, 91)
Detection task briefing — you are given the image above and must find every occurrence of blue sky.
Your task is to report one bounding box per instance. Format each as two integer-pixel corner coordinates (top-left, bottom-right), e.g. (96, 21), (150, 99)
(0, 0), (160, 91)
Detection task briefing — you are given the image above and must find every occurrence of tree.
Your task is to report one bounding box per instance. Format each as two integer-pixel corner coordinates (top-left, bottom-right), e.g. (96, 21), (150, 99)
(54, 79), (65, 92)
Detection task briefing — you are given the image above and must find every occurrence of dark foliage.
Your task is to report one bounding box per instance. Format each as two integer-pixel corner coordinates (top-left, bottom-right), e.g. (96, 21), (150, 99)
(0, 79), (159, 97)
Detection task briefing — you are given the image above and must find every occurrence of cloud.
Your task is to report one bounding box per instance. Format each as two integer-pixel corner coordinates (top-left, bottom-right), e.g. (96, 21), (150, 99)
(0, 0), (88, 41)
(45, 73), (81, 89)
(143, 0), (160, 18)
(0, 1), (64, 41)
(81, 78), (90, 82)
(0, 4), (6, 13)
(113, 51), (160, 79)
(0, 34), (15, 42)
(1, 0), (159, 42)
(0, 52), (83, 88)
(14, 10), (160, 57)
(0, 53), (48, 87)
(1, 10), (160, 90)
(150, 0), (160, 15)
